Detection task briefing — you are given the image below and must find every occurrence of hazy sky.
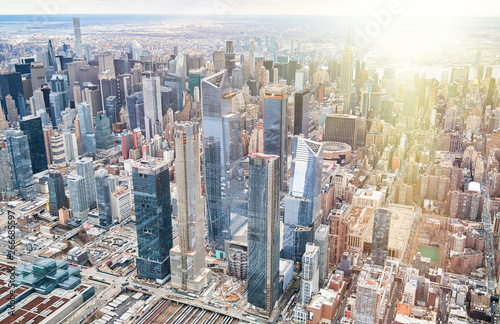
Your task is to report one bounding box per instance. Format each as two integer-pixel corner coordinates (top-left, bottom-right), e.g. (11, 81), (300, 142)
(0, 0), (499, 17)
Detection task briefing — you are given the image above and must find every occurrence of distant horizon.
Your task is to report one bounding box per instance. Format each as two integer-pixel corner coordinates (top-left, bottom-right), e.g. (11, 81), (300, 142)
(1, 0), (500, 18)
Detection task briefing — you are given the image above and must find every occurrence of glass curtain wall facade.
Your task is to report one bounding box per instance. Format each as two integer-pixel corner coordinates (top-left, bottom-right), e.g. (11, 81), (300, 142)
(247, 154), (280, 313)
(133, 158), (173, 283)
(201, 70), (246, 256)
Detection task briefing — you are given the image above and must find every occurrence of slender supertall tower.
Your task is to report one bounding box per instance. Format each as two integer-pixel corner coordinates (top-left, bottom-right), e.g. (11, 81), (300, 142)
(249, 40), (255, 77)
(340, 28), (353, 113)
(247, 153), (281, 314)
(170, 122), (211, 291)
(263, 85), (288, 191)
(73, 18), (83, 58)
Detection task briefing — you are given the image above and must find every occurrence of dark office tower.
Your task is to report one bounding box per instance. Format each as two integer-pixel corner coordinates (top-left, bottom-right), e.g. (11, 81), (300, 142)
(294, 90), (310, 136)
(263, 60), (274, 82)
(247, 154), (280, 314)
(47, 40), (56, 69)
(41, 84), (51, 109)
(6, 130), (36, 200)
(323, 114), (358, 148)
(105, 96), (118, 126)
(47, 171), (68, 216)
(0, 72), (24, 112)
(126, 93), (138, 130)
(263, 86), (288, 191)
(30, 62), (46, 91)
(380, 96), (395, 125)
(99, 71), (118, 111)
(402, 87), (418, 125)
(282, 137), (323, 262)
(309, 60), (318, 78)
(328, 61), (340, 82)
(371, 208), (391, 266)
(19, 116), (48, 174)
(95, 169), (112, 227)
(73, 18), (83, 58)
(114, 59), (128, 77)
(76, 157), (97, 210)
(133, 158), (173, 284)
(15, 63), (30, 74)
(49, 75), (68, 126)
(201, 70), (246, 257)
(288, 60), (298, 85)
(95, 112), (114, 149)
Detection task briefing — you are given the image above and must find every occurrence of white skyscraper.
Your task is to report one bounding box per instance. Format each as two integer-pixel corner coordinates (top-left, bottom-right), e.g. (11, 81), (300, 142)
(73, 18), (83, 58)
(142, 76), (163, 141)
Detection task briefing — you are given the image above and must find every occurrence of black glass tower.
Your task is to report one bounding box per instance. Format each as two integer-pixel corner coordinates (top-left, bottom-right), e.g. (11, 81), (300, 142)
(19, 116), (48, 174)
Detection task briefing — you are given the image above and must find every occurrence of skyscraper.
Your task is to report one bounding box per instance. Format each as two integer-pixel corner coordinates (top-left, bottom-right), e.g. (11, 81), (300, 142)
(73, 18), (83, 58)
(201, 70), (246, 257)
(30, 62), (46, 91)
(247, 154), (280, 314)
(50, 131), (66, 166)
(371, 208), (391, 266)
(76, 157), (97, 210)
(5, 130), (36, 200)
(19, 115), (48, 174)
(142, 76), (163, 140)
(67, 175), (88, 221)
(299, 243), (320, 305)
(294, 90), (310, 136)
(170, 122), (211, 291)
(133, 158), (173, 284)
(402, 87), (418, 126)
(95, 112), (114, 149)
(49, 75), (68, 126)
(95, 169), (113, 227)
(0, 148), (14, 201)
(282, 137), (323, 262)
(47, 171), (68, 216)
(263, 85), (288, 191)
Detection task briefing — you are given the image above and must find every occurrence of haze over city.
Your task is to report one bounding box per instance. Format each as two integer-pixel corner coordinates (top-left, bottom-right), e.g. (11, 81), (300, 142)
(0, 1), (500, 324)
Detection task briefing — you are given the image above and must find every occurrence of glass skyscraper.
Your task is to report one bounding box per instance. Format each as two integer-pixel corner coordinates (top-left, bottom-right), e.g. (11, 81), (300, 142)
(201, 70), (246, 257)
(133, 158), (173, 284)
(95, 169), (113, 227)
(282, 137), (323, 262)
(263, 86), (288, 191)
(76, 157), (97, 210)
(47, 171), (68, 216)
(371, 208), (391, 266)
(67, 175), (88, 221)
(19, 115), (48, 174)
(5, 130), (36, 200)
(247, 154), (280, 313)
(95, 112), (114, 149)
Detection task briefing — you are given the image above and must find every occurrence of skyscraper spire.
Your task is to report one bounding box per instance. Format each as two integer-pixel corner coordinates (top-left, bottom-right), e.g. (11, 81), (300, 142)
(347, 24), (351, 45)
